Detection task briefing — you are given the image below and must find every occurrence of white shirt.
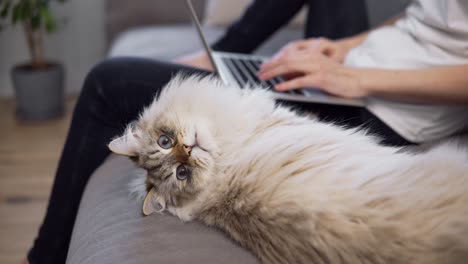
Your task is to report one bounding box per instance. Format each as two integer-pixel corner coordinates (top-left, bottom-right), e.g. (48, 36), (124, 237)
(344, 0), (468, 143)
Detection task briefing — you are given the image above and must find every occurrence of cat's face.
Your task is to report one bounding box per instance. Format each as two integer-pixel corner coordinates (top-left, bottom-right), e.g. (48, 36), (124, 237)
(109, 114), (218, 218)
(108, 76), (233, 218)
(108, 75), (274, 219)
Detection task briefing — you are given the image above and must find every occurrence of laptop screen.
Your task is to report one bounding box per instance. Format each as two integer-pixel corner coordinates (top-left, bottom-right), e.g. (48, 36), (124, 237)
(185, 0), (222, 75)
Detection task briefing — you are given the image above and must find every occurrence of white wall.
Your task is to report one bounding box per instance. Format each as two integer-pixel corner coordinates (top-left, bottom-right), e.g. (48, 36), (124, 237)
(0, 0), (106, 97)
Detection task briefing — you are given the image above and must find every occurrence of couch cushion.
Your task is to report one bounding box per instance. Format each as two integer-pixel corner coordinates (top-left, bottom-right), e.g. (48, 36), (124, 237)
(108, 25), (302, 59)
(66, 154), (258, 264)
(108, 26), (225, 60)
(106, 0), (207, 43)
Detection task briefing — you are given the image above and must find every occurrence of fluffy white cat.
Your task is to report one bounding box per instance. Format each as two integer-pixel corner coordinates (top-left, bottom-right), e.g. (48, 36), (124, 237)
(109, 75), (468, 264)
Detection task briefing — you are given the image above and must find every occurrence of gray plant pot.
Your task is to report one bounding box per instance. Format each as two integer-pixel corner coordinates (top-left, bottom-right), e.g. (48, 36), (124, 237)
(11, 62), (65, 121)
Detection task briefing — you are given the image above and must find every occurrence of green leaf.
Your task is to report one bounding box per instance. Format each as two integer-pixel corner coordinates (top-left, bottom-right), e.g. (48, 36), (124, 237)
(12, 3), (21, 24)
(31, 14), (41, 30)
(1, 0), (12, 19)
(3, 0), (65, 31)
(20, 0), (32, 21)
(40, 5), (55, 32)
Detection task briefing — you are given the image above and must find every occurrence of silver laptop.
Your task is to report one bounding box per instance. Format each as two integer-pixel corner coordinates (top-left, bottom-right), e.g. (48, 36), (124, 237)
(186, 0), (365, 107)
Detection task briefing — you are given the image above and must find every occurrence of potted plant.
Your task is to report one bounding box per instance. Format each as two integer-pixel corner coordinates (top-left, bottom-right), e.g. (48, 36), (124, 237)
(1, 0), (66, 120)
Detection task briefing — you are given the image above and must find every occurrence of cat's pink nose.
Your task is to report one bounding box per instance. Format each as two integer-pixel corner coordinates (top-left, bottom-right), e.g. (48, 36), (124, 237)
(183, 145), (192, 156)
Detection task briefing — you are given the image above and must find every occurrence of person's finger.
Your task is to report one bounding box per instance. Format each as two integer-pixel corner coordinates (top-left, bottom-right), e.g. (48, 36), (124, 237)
(260, 39), (310, 71)
(306, 38), (342, 60)
(315, 40), (337, 56)
(258, 64), (292, 80)
(262, 42), (298, 69)
(259, 56), (289, 76)
(259, 49), (321, 79)
(276, 71), (363, 98)
(259, 57), (279, 73)
(329, 52), (344, 63)
(259, 60), (315, 80)
(283, 72), (303, 80)
(294, 39), (314, 50)
(275, 72), (328, 92)
(259, 49), (313, 76)
(274, 76), (315, 91)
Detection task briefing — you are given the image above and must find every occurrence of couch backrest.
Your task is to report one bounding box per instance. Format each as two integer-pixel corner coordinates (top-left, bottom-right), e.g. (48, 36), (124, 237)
(106, 0), (410, 43)
(106, 0), (206, 42)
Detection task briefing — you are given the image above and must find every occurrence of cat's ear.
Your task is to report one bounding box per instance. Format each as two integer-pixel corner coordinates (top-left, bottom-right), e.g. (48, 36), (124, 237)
(108, 129), (139, 156)
(142, 188), (166, 216)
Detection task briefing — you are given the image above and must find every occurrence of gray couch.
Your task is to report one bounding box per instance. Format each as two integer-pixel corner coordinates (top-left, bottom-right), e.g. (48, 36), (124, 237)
(65, 1), (439, 263)
(66, 155), (259, 263)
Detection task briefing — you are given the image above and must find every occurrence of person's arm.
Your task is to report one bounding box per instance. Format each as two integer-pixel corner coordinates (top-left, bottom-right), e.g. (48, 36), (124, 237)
(257, 12), (405, 69)
(356, 65), (468, 104)
(259, 49), (468, 104)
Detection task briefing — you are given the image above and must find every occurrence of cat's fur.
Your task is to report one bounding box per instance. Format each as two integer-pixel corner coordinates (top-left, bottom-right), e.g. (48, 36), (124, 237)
(109, 75), (468, 264)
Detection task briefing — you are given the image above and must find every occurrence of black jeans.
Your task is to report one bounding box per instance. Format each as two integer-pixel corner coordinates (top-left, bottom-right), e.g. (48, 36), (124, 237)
(27, 57), (410, 263)
(212, 0), (368, 53)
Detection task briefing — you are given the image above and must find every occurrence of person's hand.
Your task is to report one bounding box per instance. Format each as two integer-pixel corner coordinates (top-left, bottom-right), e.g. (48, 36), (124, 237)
(174, 51), (214, 72)
(268, 38), (350, 64)
(258, 49), (368, 98)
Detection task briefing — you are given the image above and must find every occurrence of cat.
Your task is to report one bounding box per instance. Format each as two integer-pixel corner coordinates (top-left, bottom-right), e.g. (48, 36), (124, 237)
(109, 75), (468, 264)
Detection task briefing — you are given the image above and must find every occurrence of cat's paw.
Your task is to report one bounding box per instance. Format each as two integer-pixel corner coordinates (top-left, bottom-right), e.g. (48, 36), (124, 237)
(169, 206), (195, 222)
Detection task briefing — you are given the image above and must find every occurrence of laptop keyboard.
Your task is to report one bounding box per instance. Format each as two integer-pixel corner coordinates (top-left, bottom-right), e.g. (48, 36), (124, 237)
(221, 57), (302, 95)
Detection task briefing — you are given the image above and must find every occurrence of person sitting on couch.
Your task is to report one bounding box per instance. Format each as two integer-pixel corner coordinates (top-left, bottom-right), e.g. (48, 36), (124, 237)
(179, 0), (468, 144)
(25, 0), (468, 263)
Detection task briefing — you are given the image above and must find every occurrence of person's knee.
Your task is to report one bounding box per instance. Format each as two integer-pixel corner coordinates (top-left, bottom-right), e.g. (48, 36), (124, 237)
(81, 58), (123, 97)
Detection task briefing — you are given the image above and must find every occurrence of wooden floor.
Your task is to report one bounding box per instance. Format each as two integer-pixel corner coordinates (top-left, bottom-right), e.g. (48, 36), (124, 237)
(0, 98), (76, 264)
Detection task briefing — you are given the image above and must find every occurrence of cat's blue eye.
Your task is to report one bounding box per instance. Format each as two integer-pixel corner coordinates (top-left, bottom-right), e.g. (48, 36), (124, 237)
(176, 165), (190, 181)
(158, 135), (173, 149)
